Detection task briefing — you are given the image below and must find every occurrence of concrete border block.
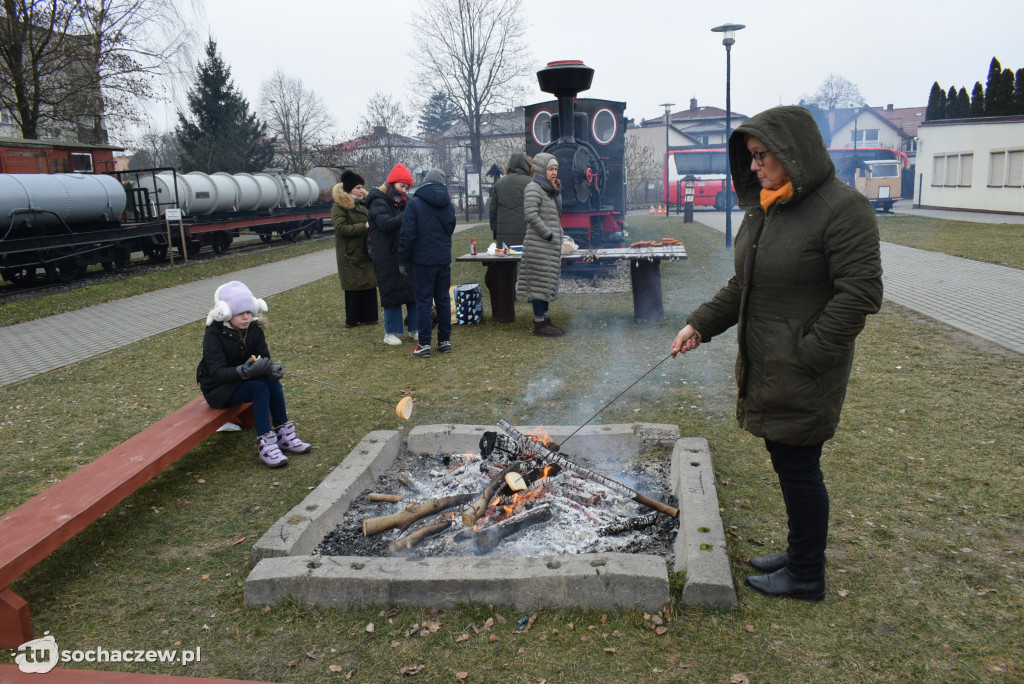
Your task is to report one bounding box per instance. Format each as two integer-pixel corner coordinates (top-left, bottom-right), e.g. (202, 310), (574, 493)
(245, 553), (670, 613)
(670, 437), (737, 608)
(251, 430), (402, 561)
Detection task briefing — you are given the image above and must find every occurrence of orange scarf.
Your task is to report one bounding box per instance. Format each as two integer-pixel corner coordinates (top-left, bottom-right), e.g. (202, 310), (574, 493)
(760, 182), (794, 211)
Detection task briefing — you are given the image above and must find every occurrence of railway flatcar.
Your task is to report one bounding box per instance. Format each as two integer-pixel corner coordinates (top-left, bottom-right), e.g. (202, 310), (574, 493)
(523, 60), (627, 251)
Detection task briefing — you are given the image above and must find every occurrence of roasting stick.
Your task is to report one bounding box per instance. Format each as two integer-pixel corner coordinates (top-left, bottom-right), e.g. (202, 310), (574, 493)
(558, 352), (674, 448)
(496, 420), (679, 519)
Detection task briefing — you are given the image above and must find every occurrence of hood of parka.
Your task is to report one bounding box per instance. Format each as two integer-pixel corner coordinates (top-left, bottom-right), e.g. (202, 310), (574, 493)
(506, 151), (533, 176)
(412, 181), (451, 208)
(728, 106), (836, 207)
(331, 183), (356, 210)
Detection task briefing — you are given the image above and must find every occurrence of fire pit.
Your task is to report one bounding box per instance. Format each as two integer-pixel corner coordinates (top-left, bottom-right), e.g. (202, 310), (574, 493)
(244, 424), (736, 612)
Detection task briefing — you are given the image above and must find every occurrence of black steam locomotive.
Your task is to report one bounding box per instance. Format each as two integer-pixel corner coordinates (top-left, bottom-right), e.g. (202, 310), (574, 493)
(523, 60), (627, 250)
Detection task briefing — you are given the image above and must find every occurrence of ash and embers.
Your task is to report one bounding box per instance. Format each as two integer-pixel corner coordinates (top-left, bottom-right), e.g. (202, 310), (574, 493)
(316, 445), (678, 561)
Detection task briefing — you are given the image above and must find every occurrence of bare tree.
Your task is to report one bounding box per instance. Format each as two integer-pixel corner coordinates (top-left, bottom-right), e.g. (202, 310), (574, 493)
(337, 91), (414, 182)
(801, 73), (864, 111)
(0, 0), (198, 143)
(257, 68), (335, 173)
(127, 126), (179, 168)
(409, 0), (531, 172)
(623, 135), (660, 209)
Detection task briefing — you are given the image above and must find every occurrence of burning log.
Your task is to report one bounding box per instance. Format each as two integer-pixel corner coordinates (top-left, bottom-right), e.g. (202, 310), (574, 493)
(387, 520), (452, 552)
(368, 493), (402, 503)
(461, 461), (528, 527)
(473, 503), (552, 554)
(600, 513), (658, 536)
(362, 494), (473, 537)
(496, 420), (679, 519)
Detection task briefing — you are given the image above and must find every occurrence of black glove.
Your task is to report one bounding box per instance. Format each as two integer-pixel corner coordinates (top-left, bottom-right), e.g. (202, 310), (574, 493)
(269, 362), (284, 381)
(545, 233), (554, 241)
(237, 356), (272, 380)
(399, 264), (410, 277)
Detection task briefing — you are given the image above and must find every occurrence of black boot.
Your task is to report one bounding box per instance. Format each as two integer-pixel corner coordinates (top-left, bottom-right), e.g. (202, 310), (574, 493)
(747, 550), (789, 573)
(745, 567), (825, 602)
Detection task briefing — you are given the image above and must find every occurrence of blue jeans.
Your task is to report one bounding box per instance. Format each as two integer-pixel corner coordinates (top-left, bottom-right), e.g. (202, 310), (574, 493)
(383, 303), (418, 335)
(413, 263), (451, 348)
(230, 377), (287, 435)
(532, 300), (549, 318)
(765, 439), (828, 581)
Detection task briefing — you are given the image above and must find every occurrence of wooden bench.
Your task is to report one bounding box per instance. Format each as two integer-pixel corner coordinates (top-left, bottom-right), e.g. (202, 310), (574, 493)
(0, 397), (254, 648)
(456, 244), (688, 323)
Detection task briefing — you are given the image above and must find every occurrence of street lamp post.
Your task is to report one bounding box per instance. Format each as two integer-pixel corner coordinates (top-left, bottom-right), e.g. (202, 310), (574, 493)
(659, 102), (674, 215)
(711, 22), (744, 248)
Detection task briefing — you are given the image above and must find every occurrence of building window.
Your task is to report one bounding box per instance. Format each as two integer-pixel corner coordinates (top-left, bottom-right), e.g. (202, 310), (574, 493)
(71, 152), (93, 173)
(852, 129), (879, 145)
(988, 149), (1024, 187)
(931, 155), (945, 186)
(1007, 150), (1024, 187)
(957, 154), (973, 187)
(988, 151), (1006, 187)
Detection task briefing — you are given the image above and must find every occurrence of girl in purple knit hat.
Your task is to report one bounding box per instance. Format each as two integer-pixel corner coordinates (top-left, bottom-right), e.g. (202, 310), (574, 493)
(195, 281), (311, 468)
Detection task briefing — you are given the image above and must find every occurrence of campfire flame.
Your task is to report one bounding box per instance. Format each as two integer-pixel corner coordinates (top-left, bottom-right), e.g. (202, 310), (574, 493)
(474, 464), (556, 530)
(528, 427), (553, 448)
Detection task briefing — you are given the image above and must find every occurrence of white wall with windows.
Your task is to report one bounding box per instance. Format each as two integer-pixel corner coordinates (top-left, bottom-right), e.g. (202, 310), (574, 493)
(917, 116), (1024, 214)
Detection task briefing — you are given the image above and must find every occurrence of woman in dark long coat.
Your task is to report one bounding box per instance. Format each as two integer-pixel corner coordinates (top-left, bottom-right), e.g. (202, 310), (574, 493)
(365, 163), (418, 346)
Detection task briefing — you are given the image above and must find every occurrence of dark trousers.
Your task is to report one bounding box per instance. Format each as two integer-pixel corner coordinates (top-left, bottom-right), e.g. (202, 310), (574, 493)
(531, 300), (549, 318)
(230, 377), (287, 435)
(344, 288), (378, 326)
(765, 439), (828, 581)
(412, 263), (451, 348)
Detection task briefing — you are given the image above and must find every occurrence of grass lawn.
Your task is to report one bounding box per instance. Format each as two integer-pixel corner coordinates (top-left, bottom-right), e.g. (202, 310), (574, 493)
(0, 215), (1021, 682)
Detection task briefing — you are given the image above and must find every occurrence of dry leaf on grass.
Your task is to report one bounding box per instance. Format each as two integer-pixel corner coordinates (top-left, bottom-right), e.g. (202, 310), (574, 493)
(654, 626), (668, 635)
(455, 673), (468, 682)
(730, 675), (750, 684)
(328, 664), (344, 672)
(456, 633), (470, 642)
(745, 624), (756, 633)
(488, 634), (499, 643)
(604, 647), (617, 654)
(837, 589), (850, 597)
(365, 622), (375, 633)
(399, 664), (424, 675)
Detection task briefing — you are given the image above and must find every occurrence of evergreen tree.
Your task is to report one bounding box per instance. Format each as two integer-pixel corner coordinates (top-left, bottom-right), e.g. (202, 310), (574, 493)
(946, 86), (959, 118)
(926, 82), (946, 120)
(1015, 69), (1024, 114)
(954, 87), (971, 118)
(970, 82), (985, 117)
(985, 57), (1006, 116)
(418, 91), (460, 136)
(175, 39), (274, 173)
(1000, 68), (1016, 116)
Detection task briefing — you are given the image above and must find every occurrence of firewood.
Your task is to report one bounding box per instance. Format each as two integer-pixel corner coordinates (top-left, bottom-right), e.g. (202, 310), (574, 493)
(496, 420), (679, 519)
(473, 503), (552, 554)
(600, 513), (658, 536)
(362, 494), (473, 537)
(387, 520), (452, 552)
(368, 493), (402, 503)
(461, 461), (528, 527)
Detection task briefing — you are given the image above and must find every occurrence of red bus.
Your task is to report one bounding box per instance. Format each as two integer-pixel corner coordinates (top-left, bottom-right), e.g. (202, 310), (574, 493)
(664, 146), (909, 212)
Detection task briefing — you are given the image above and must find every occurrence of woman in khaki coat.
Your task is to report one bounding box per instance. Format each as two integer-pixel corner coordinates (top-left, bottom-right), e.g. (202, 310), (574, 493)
(517, 152), (564, 337)
(331, 170), (378, 327)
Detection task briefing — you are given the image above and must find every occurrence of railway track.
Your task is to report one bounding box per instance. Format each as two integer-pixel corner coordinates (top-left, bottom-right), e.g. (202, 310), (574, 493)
(0, 229), (334, 305)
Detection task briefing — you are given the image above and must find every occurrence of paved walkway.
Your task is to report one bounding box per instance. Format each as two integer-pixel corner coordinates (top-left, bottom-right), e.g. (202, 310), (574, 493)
(1, 214), (1022, 387)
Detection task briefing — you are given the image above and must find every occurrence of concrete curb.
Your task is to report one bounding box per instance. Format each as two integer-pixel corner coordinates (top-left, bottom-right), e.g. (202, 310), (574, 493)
(671, 437), (737, 608)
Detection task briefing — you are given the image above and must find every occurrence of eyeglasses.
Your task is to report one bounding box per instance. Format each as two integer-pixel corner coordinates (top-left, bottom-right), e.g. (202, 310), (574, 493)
(750, 150), (771, 166)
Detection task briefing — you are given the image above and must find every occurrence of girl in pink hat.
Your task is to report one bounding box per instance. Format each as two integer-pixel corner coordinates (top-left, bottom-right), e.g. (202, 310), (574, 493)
(196, 281), (311, 468)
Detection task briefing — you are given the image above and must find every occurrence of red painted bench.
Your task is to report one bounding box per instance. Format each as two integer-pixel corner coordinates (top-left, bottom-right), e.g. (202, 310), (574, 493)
(0, 397), (254, 648)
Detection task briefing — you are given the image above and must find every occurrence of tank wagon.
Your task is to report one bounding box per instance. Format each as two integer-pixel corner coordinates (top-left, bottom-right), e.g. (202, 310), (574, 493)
(0, 168), (328, 284)
(523, 60), (627, 251)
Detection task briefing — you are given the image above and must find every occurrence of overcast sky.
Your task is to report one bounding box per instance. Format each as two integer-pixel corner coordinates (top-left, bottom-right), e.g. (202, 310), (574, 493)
(148, 0), (1022, 140)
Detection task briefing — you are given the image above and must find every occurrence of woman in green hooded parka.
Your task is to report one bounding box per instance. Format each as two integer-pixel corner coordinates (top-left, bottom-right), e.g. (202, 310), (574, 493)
(671, 106), (883, 602)
(331, 170), (378, 327)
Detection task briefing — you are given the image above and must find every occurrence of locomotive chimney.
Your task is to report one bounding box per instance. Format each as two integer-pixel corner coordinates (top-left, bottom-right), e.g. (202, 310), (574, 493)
(536, 60), (594, 145)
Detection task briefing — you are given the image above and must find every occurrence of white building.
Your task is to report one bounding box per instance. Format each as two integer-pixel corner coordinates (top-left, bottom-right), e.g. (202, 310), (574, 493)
(916, 115), (1024, 215)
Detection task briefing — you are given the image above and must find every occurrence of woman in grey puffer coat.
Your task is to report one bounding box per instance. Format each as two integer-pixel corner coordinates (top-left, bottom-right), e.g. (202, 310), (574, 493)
(670, 106), (883, 603)
(517, 152), (564, 337)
